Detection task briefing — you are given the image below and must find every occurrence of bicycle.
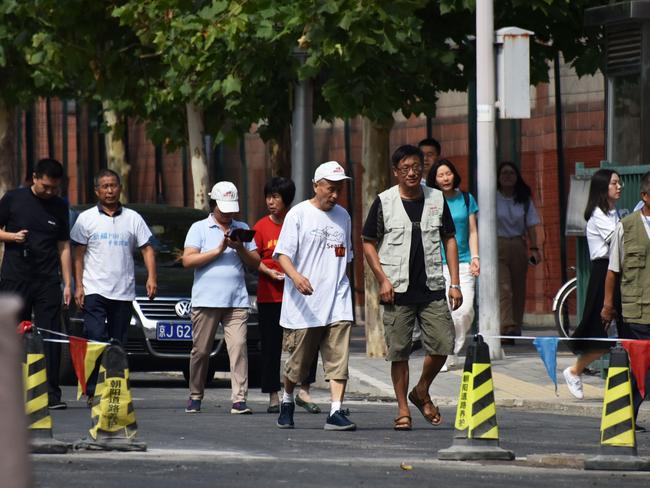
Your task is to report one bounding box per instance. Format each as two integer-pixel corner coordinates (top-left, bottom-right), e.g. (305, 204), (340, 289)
(552, 268), (577, 338)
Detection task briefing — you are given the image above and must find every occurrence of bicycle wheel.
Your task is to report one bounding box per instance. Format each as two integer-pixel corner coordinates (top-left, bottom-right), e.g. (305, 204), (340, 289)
(554, 279), (577, 338)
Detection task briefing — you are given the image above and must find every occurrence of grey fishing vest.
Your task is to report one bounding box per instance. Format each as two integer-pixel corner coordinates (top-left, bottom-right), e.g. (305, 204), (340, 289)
(377, 185), (445, 293)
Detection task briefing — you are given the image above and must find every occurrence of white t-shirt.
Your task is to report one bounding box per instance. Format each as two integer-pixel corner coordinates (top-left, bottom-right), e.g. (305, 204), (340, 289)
(586, 207), (619, 260)
(70, 206), (152, 301)
(273, 200), (353, 329)
(608, 212), (650, 273)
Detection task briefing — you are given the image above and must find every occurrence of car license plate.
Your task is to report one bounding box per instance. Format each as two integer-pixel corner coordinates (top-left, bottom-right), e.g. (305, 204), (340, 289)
(156, 322), (193, 341)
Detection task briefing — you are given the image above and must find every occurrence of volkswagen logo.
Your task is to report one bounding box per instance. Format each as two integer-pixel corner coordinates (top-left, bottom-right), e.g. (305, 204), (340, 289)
(175, 300), (192, 319)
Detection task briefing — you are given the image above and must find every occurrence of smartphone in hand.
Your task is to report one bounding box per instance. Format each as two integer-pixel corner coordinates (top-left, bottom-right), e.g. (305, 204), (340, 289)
(227, 228), (256, 242)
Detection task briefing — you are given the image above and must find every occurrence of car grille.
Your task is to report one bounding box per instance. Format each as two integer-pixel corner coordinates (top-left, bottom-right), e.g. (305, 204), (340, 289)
(124, 338), (147, 354)
(148, 340), (195, 355)
(136, 298), (189, 320)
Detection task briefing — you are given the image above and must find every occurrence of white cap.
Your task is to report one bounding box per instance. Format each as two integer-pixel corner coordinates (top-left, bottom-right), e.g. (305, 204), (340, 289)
(313, 161), (351, 183)
(209, 181), (239, 213)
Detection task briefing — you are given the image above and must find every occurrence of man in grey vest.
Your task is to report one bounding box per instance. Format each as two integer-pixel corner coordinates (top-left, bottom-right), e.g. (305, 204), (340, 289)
(602, 171), (650, 432)
(362, 144), (461, 431)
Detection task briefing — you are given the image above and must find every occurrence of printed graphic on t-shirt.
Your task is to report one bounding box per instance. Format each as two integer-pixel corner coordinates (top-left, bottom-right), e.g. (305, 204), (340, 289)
(310, 225), (346, 257)
(89, 231), (130, 247)
(309, 225), (345, 243)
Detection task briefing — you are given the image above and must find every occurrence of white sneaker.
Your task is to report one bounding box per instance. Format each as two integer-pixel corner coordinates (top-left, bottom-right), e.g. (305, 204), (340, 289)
(563, 367), (584, 399)
(447, 355), (458, 368)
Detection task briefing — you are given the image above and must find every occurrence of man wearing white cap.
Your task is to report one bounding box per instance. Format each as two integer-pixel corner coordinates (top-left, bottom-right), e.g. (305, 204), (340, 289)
(274, 161), (356, 431)
(182, 181), (260, 414)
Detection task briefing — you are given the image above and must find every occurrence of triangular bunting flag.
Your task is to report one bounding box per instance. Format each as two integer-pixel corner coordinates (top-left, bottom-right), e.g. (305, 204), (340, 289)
(533, 337), (559, 394)
(622, 340), (650, 398)
(69, 336), (107, 399)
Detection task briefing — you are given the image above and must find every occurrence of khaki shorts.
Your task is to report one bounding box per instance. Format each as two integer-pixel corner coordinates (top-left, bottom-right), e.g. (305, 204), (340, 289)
(283, 321), (352, 383)
(383, 300), (454, 361)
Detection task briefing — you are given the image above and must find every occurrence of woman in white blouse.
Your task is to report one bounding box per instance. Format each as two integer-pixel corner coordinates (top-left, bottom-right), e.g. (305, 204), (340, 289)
(563, 169), (622, 399)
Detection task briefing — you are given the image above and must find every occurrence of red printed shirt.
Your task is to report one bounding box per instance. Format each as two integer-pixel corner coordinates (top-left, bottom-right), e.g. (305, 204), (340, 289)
(253, 215), (284, 303)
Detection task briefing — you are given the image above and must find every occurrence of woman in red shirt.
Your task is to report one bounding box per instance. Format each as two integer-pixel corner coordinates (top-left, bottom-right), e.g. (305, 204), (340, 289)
(254, 177), (320, 413)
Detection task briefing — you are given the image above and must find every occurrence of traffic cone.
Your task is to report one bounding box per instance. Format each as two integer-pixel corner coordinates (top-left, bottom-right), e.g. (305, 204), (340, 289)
(585, 346), (650, 470)
(74, 343), (146, 451)
(452, 342), (476, 437)
(438, 335), (514, 460)
(23, 329), (69, 454)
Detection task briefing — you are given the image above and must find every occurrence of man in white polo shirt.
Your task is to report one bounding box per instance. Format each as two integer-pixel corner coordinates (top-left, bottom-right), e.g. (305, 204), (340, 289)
(71, 169), (157, 404)
(274, 161), (356, 431)
(182, 181), (260, 414)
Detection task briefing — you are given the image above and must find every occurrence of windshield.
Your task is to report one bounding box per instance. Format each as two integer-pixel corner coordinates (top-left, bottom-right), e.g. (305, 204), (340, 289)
(137, 222), (188, 266)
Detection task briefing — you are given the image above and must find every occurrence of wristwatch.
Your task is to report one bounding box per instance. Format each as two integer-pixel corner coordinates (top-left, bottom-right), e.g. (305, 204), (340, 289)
(449, 284), (461, 290)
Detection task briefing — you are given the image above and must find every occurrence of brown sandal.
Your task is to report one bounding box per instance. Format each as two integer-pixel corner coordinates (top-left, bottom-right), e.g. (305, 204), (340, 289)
(408, 388), (442, 426)
(393, 415), (412, 431)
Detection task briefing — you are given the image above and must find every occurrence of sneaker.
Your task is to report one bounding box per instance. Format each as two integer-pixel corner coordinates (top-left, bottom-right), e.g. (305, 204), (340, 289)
(185, 398), (201, 413)
(48, 400), (67, 410)
(635, 424), (647, 433)
(563, 367), (584, 399)
(276, 402), (295, 429)
(446, 355), (457, 370)
(324, 409), (357, 431)
(231, 401), (253, 414)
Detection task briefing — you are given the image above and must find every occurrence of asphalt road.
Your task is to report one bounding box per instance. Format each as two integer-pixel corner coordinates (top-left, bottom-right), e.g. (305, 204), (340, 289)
(30, 374), (650, 488)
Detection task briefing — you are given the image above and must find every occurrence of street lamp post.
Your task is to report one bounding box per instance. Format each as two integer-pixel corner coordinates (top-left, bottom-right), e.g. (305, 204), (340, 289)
(476, 0), (503, 359)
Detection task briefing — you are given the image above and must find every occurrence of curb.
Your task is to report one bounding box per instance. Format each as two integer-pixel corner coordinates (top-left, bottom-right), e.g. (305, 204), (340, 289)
(311, 364), (607, 417)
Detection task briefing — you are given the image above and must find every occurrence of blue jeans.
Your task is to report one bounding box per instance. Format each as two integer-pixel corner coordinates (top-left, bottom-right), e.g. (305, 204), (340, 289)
(83, 294), (132, 396)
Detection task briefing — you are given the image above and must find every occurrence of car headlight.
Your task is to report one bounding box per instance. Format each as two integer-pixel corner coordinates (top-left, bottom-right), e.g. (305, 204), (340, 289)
(249, 295), (258, 314)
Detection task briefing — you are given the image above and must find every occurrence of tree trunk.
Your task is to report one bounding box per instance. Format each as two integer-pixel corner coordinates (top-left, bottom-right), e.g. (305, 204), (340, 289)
(186, 103), (209, 210)
(269, 125), (291, 178)
(362, 116), (394, 358)
(102, 102), (130, 203)
(0, 101), (16, 262)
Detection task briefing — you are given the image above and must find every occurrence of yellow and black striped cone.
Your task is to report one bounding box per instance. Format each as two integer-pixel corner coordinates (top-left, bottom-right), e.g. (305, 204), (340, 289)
(23, 330), (69, 454)
(438, 335), (514, 460)
(585, 346), (650, 470)
(74, 343), (146, 451)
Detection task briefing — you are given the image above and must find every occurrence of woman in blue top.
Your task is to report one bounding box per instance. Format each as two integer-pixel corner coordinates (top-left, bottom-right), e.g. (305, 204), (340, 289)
(427, 159), (479, 369)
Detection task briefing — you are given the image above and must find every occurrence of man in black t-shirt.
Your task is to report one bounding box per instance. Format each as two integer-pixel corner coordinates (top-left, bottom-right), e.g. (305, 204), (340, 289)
(0, 158), (72, 409)
(362, 145), (461, 431)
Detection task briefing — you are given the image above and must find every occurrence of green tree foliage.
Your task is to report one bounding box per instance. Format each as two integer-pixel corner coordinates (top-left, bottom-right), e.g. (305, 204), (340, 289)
(14, 0), (160, 120)
(113, 0), (608, 148)
(0, 1), (40, 105)
(3, 0), (610, 148)
(113, 0), (298, 147)
(438, 0), (610, 82)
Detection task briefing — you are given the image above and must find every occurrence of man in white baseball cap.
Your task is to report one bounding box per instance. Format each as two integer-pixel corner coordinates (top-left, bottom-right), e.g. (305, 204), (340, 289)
(274, 161), (356, 431)
(312, 161), (352, 183)
(182, 180), (260, 415)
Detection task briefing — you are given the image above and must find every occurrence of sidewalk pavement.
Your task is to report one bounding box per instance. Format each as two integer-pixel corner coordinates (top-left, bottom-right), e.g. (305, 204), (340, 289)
(308, 325), (650, 423)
